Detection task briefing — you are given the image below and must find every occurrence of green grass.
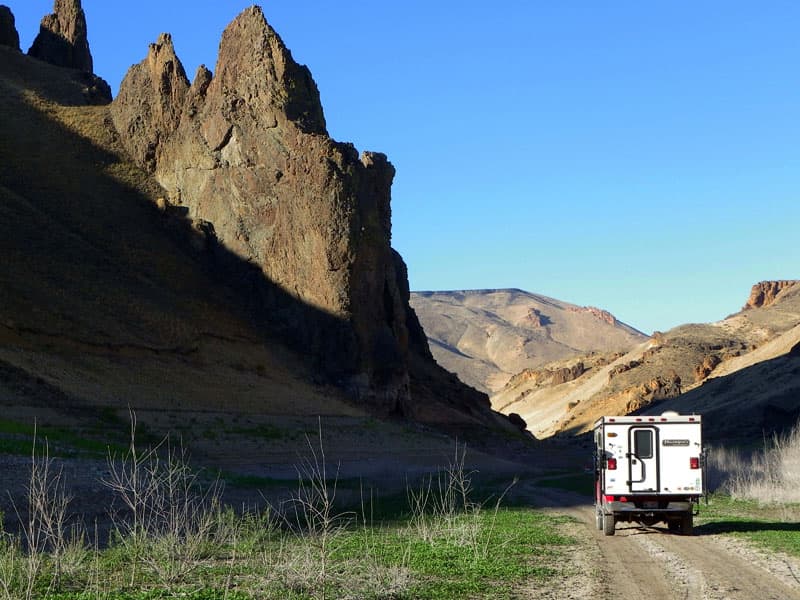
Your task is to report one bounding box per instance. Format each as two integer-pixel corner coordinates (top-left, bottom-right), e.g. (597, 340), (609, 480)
(0, 419), (130, 458)
(0, 418), (575, 600)
(697, 493), (800, 557)
(0, 492), (575, 600)
(331, 509), (571, 599)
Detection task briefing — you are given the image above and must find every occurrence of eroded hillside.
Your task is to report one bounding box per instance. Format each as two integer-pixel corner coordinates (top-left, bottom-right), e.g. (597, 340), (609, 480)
(495, 281), (800, 439)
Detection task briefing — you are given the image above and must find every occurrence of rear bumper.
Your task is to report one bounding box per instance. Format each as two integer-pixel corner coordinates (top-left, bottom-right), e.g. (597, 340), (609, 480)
(607, 500), (693, 514)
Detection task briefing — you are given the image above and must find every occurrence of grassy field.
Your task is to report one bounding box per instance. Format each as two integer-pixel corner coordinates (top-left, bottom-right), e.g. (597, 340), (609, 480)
(0, 506), (574, 599)
(0, 423), (576, 600)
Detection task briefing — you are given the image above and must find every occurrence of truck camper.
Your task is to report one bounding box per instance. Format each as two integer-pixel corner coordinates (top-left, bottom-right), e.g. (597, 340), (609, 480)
(593, 412), (703, 536)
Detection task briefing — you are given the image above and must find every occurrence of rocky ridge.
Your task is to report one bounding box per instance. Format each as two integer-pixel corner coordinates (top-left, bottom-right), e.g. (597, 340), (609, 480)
(17, 0), (110, 103)
(0, 2), (504, 432)
(567, 306), (618, 326)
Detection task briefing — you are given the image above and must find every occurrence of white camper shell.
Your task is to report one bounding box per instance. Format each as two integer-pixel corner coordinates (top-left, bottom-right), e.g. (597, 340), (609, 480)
(593, 413), (703, 536)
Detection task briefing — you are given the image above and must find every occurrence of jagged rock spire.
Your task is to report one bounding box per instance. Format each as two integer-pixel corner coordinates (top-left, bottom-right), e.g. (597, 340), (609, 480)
(0, 5), (20, 51)
(28, 0), (93, 72)
(111, 6), (415, 410)
(212, 5), (327, 135)
(112, 33), (190, 171)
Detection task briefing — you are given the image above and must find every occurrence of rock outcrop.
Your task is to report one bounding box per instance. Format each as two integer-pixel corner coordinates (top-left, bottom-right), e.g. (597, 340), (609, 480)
(744, 280), (799, 310)
(526, 308), (548, 327)
(568, 305), (617, 326)
(0, 5), (19, 51)
(111, 33), (189, 172)
(26, 0), (111, 104)
(694, 354), (721, 381)
(742, 279), (798, 310)
(110, 6), (434, 412)
(28, 0), (92, 71)
(506, 362), (586, 389)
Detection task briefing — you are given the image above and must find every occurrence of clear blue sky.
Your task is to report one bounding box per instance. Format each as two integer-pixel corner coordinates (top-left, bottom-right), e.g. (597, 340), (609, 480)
(10, 1), (800, 334)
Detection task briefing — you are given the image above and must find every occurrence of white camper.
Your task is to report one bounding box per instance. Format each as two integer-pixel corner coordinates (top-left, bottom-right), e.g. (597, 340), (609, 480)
(593, 412), (703, 536)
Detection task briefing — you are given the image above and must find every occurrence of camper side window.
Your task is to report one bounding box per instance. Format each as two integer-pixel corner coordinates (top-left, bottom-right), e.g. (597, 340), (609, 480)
(634, 430), (653, 459)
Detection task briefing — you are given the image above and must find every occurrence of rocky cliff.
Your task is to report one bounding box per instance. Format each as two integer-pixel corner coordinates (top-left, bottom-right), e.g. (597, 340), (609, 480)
(110, 6), (483, 417)
(744, 280), (799, 310)
(1, 2), (502, 433)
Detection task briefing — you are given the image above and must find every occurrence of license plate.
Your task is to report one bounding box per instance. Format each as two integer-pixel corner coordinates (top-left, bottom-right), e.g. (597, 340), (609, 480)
(643, 501), (658, 509)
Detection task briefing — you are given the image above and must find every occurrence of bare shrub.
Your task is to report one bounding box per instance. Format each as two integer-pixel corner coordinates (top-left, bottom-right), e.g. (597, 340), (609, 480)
(279, 425), (355, 599)
(1, 431), (88, 600)
(408, 443), (479, 545)
(710, 421), (800, 503)
(102, 411), (223, 585)
(407, 443), (515, 559)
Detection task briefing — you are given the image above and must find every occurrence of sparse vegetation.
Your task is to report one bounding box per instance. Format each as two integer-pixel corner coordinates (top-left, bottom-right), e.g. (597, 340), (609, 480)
(0, 420), (575, 599)
(695, 421), (800, 558)
(0, 419), (129, 459)
(696, 494), (800, 558)
(709, 421), (800, 503)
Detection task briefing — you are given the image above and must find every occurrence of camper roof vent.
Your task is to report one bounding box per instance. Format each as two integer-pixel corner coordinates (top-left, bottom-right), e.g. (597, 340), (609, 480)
(661, 411), (680, 417)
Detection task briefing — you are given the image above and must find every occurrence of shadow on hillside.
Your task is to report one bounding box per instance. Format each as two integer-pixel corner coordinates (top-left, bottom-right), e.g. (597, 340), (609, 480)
(640, 350), (800, 442)
(0, 47), (109, 107)
(0, 60), (405, 409)
(555, 349), (800, 442)
(695, 520), (800, 536)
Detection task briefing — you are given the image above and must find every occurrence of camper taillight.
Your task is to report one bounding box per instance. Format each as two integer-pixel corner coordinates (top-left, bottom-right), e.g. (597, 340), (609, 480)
(607, 458), (617, 470)
(690, 457), (700, 469)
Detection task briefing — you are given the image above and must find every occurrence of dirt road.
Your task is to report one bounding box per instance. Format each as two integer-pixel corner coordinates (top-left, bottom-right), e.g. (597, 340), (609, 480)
(525, 483), (800, 599)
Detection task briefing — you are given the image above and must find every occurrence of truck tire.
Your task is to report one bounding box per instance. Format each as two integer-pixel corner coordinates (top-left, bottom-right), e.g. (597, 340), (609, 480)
(680, 514), (693, 536)
(603, 513), (615, 536)
(667, 519), (680, 533)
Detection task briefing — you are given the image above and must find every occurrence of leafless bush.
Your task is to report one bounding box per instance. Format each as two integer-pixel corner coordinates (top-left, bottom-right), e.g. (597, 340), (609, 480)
(408, 443), (479, 545)
(1, 431), (87, 600)
(102, 411), (223, 585)
(407, 443), (515, 560)
(280, 425), (355, 599)
(709, 421), (800, 503)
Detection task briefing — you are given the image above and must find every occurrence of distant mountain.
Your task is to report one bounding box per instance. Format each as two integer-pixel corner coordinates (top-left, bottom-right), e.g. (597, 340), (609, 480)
(492, 281), (800, 440)
(409, 289), (647, 393)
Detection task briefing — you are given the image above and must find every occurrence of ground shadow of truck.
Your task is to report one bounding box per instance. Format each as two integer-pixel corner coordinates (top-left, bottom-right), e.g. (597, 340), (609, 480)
(694, 520), (800, 535)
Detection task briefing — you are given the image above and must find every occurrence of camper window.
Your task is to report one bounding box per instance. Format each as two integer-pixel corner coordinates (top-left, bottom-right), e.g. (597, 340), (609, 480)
(634, 429), (653, 459)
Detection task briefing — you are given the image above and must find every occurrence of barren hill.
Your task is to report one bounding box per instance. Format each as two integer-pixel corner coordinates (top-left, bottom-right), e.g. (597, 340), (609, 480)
(494, 281), (800, 439)
(410, 289), (647, 393)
